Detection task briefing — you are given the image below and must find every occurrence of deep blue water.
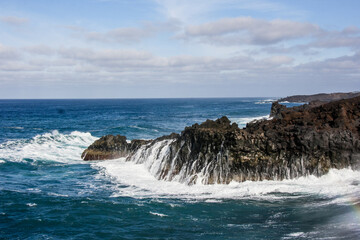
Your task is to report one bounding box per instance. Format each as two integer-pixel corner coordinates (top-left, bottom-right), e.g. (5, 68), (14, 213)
(1, 98), (359, 240)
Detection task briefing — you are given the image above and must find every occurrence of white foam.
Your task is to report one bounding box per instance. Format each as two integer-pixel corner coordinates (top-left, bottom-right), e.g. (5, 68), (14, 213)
(229, 115), (269, 128)
(27, 188), (42, 193)
(48, 192), (69, 197)
(149, 212), (168, 217)
(279, 101), (307, 104)
(93, 158), (360, 202)
(255, 99), (276, 104)
(129, 125), (159, 132)
(5, 126), (24, 130)
(0, 130), (97, 163)
(288, 232), (304, 237)
(26, 203), (37, 207)
(204, 199), (223, 203)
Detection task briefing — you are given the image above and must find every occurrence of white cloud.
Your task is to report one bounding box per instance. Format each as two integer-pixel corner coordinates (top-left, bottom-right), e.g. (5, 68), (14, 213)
(0, 1), (358, 98)
(298, 52), (360, 72)
(0, 44), (20, 60)
(1, 43), (358, 86)
(0, 16), (29, 26)
(155, 0), (292, 23)
(23, 45), (55, 56)
(258, 27), (360, 56)
(155, 0), (212, 22)
(182, 17), (320, 45)
(0, 42), (358, 98)
(84, 27), (152, 43)
(309, 27), (360, 50)
(264, 55), (294, 65)
(67, 19), (180, 44)
(58, 47), (153, 63)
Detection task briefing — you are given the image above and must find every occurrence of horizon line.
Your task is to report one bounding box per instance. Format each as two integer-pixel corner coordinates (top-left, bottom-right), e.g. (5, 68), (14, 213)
(0, 96), (281, 100)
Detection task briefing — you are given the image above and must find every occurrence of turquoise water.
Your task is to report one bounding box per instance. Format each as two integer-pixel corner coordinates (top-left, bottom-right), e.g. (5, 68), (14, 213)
(1, 98), (359, 239)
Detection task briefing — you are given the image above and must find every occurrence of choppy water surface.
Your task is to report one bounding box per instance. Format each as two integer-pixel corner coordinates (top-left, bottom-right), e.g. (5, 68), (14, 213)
(1, 99), (359, 239)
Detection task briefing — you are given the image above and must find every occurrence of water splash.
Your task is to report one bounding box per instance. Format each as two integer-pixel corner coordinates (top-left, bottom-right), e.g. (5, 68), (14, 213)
(94, 157), (360, 202)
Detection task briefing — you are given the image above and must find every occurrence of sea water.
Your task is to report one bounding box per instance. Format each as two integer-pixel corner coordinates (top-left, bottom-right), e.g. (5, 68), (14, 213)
(0, 98), (359, 239)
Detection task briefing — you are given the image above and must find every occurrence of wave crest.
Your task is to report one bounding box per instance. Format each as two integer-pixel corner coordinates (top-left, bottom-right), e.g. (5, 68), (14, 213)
(0, 130), (97, 163)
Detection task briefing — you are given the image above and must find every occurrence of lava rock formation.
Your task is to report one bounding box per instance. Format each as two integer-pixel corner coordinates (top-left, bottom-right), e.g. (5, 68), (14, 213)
(82, 96), (360, 184)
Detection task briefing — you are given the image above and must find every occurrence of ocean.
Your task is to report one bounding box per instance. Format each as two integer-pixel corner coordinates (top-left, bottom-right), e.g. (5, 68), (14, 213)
(0, 98), (359, 239)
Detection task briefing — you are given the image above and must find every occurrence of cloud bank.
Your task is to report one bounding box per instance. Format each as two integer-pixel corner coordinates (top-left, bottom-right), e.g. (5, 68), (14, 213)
(0, 0), (359, 98)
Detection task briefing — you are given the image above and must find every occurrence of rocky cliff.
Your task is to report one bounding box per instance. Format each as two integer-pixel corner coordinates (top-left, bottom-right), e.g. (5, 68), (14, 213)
(82, 96), (360, 184)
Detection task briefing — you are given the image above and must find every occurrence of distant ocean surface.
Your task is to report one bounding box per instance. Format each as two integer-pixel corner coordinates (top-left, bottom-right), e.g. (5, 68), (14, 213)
(1, 98), (359, 239)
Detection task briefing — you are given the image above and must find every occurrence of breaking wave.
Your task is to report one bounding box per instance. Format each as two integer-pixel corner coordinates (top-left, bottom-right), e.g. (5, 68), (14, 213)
(93, 157), (360, 202)
(255, 99), (277, 104)
(2, 128), (359, 204)
(0, 130), (97, 163)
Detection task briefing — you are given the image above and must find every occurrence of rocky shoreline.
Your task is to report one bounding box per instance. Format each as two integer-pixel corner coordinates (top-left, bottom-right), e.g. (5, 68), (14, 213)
(82, 96), (360, 184)
(278, 91), (360, 103)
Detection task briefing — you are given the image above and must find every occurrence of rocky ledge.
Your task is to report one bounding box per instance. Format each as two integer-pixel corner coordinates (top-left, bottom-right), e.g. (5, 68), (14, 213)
(82, 96), (360, 184)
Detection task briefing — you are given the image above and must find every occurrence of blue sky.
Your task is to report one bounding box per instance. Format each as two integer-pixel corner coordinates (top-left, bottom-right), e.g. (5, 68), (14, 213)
(0, 0), (359, 98)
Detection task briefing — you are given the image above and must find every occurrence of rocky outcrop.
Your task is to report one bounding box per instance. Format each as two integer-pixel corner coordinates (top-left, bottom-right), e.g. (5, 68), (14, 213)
(81, 135), (150, 160)
(82, 96), (360, 184)
(269, 101), (287, 118)
(269, 100), (325, 119)
(278, 92), (360, 103)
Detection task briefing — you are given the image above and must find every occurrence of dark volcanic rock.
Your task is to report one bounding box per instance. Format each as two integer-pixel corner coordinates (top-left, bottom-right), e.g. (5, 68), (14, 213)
(81, 135), (128, 160)
(269, 101), (287, 119)
(242, 97), (360, 181)
(82, 96), (360, 184)
(81, 135), (150, 161)
(269, 99), (330, 120)
(278, 92), (360, 103)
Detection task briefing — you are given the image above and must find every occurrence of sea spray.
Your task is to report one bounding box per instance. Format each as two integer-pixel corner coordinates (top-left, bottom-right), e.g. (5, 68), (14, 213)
(94, 157), (360, 203)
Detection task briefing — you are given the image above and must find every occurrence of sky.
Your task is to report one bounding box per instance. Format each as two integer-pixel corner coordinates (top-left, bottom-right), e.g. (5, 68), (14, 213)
(0, 0), (359, 98)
